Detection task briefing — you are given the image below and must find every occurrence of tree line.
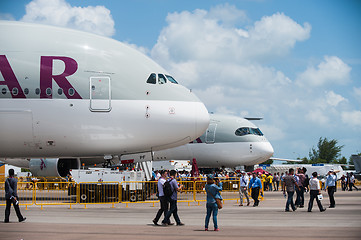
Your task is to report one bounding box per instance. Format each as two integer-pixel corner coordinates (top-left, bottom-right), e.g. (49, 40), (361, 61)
(288, 137), (358, 169)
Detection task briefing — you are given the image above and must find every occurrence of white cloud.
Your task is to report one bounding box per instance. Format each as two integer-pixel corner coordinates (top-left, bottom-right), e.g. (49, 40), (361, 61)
(208, 3), (248, 27)
(258, 124), (286, 141)
(296, 56), (351, 87)
(306, 109), (329, 125)
(214, 106), (236, 115)
(151, 7), (311, 67)
(148, 4), (358, 157)
(123, 42), (149, 55)
(21, 0), (115, 37)
(354, 87), (361, 102)
(325, 91), (347, 107)
(0, 13), (15, 20)
(244, 12), (311, 58)
(341, 111), (361, 127)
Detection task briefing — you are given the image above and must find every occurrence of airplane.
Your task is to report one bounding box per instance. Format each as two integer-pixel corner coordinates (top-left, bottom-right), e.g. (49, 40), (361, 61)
(0, 21), (210, 176)
(351, 155), (361, 180)
(120, 113), (275, 169)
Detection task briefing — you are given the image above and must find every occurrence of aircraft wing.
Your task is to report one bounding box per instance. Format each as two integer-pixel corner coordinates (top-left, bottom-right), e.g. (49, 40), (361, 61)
(270, 157), (302, 162)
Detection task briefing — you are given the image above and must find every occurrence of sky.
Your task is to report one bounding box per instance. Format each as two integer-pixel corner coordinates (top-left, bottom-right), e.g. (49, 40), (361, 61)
(1, 0), (360, 162)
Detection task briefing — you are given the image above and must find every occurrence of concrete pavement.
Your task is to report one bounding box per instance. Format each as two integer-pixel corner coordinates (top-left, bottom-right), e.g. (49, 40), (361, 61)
(1, 190), (360, 240)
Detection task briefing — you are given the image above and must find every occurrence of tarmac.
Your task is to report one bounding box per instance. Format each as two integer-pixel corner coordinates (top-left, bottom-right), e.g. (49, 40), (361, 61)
(1, 189), (360, 240)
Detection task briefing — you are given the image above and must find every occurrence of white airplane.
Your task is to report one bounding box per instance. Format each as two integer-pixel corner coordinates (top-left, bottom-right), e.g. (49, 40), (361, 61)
(120, 114), (275, 168)
(0, 21), (209, 176)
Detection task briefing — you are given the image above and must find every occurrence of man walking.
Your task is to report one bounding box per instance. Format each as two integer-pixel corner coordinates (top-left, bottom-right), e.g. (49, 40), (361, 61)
(282, 168), (299, 212)
(295, 168), (306, 208)
(162, 170), (184, 226)
(239, 171), (250, 206)
(153, 170), (171, 225)
(249, 172), (262, 207)
(308, 172), (326, 212)
(4, 169), (26, 223)
(349, 173), (359, 191)
(324, 170), (337, 208)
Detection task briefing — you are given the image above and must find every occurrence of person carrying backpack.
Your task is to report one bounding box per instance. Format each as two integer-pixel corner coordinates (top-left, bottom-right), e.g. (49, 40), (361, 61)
(161, 170), (184, 226)
(153, 170), (172, 225)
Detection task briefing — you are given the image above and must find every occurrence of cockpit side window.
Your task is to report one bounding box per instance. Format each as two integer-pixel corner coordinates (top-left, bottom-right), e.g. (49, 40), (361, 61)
(165, 75), (178, 84)
(235, 127), (264, 136)
(158, 74), (167, 84)
(146, 73), (156, 84)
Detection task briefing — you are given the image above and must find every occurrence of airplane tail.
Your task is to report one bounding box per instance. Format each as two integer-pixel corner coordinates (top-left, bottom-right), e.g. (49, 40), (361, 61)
(351, 155), (361, 173)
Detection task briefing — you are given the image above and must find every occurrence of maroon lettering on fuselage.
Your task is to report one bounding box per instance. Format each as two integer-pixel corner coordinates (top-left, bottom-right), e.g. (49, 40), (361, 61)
(0, 55), (82, 99)
(0, 55), (26, 98)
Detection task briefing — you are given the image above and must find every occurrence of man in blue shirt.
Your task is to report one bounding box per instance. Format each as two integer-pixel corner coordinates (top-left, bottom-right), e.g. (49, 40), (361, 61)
(162, 170), (184, 226)
(249, 172), (262, 207)
(324, 170), (337, 208)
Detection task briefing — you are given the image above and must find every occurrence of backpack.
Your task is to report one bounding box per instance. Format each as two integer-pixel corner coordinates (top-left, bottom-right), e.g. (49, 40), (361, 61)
(163, 179), (174, 198)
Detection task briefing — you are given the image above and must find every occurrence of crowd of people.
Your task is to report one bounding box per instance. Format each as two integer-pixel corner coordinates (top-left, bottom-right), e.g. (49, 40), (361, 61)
(4, 167), (359, 231)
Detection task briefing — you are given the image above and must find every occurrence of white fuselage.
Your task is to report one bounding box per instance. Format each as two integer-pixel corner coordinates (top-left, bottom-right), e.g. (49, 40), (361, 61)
(1, 99), (208, 157)
(121, 114), (275, 168)
(0, 21), (209, 159)
(151, 141), (274, 168)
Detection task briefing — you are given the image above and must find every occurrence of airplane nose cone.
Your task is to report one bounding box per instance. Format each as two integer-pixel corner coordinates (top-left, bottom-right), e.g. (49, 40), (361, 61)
(195, 102), (210, 138)
(263, 141), (274, 158)
(251, 141), (274, 165)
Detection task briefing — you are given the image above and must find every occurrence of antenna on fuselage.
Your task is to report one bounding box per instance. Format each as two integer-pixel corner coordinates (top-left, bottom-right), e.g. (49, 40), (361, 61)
(244, 117), (263, 121)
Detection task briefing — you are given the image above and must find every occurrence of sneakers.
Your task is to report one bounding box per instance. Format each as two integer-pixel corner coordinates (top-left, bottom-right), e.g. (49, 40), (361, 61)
(205, 228), (208, 231)
(214, 228), (219, 231)
(320, 208), (326, 212)
(19, 217), (26, 222)
(152, 219), (159, 226)
(177, 222), (185, 226)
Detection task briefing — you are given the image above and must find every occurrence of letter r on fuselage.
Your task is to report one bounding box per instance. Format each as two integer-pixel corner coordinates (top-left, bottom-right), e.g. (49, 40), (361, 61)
(40, 56), (82, 99)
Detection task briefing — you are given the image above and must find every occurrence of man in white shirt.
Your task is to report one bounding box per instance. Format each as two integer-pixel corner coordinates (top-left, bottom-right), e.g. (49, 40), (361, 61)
(308, 172), (326, 212)
(239, 171), (250, 206)
(153, 170), (172, 225)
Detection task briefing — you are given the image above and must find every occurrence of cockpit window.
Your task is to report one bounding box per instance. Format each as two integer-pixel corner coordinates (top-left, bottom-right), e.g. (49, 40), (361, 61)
(166, 75), (178, 84)
(235, 127), (264, 136)
(158, 74), (167, 84)
(146, 73), (156, 84)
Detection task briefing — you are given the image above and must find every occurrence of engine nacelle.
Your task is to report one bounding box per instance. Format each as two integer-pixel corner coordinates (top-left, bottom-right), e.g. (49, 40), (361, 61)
(29, 158), (80, 177)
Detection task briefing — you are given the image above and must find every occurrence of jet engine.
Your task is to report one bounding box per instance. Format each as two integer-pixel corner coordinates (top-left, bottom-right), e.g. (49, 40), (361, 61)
(29, 158), (80, 177)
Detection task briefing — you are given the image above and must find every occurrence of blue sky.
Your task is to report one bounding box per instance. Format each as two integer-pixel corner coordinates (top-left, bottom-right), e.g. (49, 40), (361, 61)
(1, 0), (360, 162)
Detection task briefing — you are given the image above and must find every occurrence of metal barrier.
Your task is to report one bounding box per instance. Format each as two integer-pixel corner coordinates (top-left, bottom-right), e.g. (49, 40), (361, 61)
(77, 182), (120, 208)
(120, 181), (158, 207)
(0, 179), (265, 208)
(35, 182), (75, 209)
(0, 182), (34, 209)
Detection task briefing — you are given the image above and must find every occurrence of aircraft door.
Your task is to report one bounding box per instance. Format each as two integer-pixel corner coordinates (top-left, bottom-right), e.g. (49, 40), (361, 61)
(90, 76), (111, 112)
(205, 123), (217, 144)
